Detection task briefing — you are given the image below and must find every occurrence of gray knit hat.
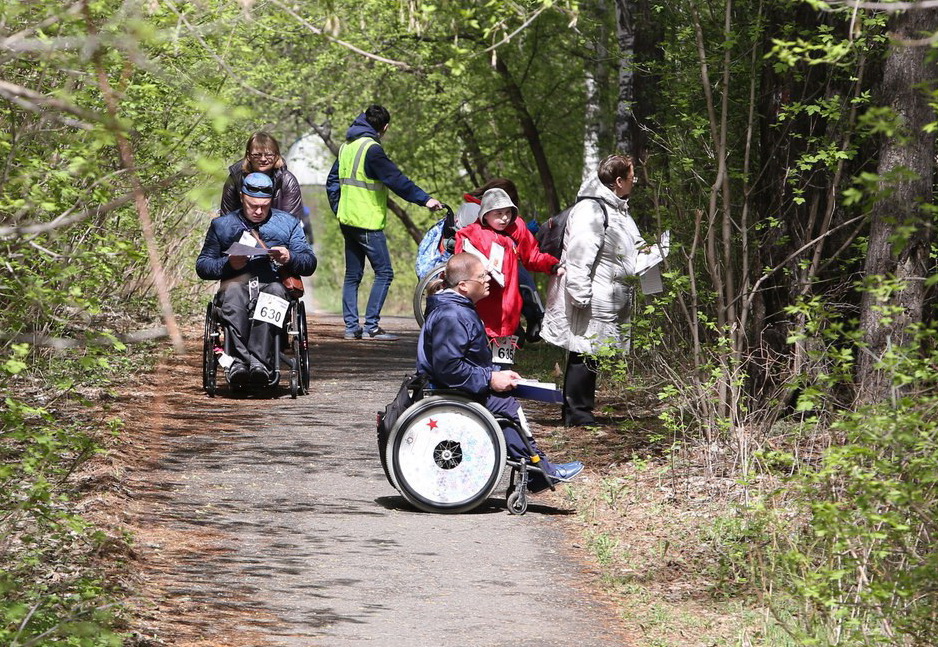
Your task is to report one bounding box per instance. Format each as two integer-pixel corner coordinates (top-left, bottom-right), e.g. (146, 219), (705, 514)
(478, 188), (518, 223)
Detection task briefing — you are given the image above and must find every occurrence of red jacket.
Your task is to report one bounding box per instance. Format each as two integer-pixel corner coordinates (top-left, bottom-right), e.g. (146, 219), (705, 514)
(455, 216), (559, 338)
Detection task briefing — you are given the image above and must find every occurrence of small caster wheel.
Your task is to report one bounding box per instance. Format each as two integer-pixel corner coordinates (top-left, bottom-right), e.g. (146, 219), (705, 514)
(507, 489), (527, 515)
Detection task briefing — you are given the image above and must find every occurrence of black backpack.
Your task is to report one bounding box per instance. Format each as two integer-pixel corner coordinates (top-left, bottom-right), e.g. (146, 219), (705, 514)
(535, 196), (608, 258)
(376, 373), (428, 484)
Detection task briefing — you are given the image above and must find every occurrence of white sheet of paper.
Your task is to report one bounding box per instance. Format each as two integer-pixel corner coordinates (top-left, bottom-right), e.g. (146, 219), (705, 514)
(252, 292), (290, 328)
(461, 239), (505, 286)
(639, 265), (663, 294)
(489, 243), (505, 273)
(225, 241), (269, 257)
(633, 230), (670, 276)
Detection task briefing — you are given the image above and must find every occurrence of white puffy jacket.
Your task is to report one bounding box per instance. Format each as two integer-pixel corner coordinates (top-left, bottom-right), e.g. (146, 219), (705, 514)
(541, 175), (646, 354)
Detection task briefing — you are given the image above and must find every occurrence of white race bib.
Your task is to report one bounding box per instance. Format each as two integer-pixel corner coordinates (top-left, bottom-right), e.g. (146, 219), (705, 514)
(489, 242), (505, 274)
(253, 292), (290, 328)
(489, 335), (518, 365)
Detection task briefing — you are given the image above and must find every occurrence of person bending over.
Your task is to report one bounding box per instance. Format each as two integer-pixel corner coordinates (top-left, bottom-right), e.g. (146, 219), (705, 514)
(416, 252), (583, 491)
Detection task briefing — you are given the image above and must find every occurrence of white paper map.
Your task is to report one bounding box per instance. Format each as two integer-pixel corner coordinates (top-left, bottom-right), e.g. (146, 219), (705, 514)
(460, 239), (506, 287)
(635, 231), (669, 294)
(224, 242), (270, 257)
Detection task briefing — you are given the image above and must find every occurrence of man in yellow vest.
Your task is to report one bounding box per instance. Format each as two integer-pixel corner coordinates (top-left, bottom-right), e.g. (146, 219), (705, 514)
(326, 104), (443, 340)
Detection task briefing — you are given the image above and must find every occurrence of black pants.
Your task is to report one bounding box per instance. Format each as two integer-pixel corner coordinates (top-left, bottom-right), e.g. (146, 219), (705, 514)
(218, 280), (288, 372)
(563, 351), (598, 426)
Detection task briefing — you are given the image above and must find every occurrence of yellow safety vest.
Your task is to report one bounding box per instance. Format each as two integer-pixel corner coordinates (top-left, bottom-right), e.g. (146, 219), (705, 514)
(337, 137), (388, 230)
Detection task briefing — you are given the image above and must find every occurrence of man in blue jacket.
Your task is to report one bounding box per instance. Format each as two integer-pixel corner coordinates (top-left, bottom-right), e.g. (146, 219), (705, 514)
(417, 252), (584, 491)
(198, 173), (317, 387)
(326, 104), (442, 341)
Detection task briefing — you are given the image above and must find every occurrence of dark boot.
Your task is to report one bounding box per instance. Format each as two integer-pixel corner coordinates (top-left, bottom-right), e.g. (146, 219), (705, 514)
(563, 352), (597, 426)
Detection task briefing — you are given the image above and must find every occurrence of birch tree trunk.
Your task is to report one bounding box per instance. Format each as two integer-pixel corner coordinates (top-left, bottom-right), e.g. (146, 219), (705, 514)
(856, 9), (937, 404)
(583, 0), (612, 183)
(583, 71), (601, 184)
(613, 0), (636, 156)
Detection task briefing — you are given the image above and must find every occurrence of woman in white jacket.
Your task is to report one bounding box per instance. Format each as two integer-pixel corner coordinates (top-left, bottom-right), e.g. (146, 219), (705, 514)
(542, 155), (646, 426)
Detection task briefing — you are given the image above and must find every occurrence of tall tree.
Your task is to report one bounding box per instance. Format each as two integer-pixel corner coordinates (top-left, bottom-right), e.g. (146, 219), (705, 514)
(613, 0), (637, 156)
(857, 7), (938, 404)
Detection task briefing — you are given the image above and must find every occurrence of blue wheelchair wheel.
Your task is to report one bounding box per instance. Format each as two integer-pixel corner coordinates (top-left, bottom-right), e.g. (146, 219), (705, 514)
(387, 395), (506, 514)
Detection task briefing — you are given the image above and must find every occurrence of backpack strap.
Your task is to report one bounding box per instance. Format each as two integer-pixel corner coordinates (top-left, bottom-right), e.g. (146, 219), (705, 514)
(574, 196), (609, 230)
(573, 196), (610, 276)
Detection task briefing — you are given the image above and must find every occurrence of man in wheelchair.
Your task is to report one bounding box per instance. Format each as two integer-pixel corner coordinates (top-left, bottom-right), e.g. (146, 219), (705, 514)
(197, 172), (317, 387)
(417, 252), (583, 491)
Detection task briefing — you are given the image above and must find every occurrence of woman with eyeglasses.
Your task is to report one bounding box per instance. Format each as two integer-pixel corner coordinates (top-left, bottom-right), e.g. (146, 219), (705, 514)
(541, 154), (647, 427)
(220, 131), (311, 240)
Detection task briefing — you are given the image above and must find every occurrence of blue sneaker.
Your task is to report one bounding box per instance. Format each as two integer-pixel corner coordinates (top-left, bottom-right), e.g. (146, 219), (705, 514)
(550, 461), (584, 483)
(344, 328), (362, 340)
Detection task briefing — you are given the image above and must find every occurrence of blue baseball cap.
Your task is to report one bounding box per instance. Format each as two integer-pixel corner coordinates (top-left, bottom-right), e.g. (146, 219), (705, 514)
(241, 172), (274, 198)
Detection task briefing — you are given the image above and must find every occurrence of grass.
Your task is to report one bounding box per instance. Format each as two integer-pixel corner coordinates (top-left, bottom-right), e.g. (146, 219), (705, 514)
(513, 335), (803, 646)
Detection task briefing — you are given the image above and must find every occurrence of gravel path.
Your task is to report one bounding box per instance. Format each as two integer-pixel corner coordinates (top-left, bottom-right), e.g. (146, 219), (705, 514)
(126, 313), (629, 646)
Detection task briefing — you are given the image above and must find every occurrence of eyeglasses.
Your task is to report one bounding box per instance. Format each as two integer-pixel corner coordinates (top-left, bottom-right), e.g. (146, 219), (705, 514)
(243, 181), (274, 196)
(464, 272), (490, 285)
(249, 152), (276, 160)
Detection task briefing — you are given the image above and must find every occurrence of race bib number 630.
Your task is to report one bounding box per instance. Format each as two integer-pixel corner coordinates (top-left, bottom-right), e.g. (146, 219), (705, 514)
(253, 292), (290, 328)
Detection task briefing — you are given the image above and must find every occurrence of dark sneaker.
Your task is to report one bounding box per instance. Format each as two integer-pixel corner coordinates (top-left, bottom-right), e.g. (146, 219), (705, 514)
(249, 364), (271, 387)
(363, 327), (398, 341)
(227, 361), (249, 387)
(344, 329), (362, 340)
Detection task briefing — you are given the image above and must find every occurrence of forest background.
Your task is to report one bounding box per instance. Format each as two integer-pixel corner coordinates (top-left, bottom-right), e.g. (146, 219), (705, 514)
(0, 0), (935, 645)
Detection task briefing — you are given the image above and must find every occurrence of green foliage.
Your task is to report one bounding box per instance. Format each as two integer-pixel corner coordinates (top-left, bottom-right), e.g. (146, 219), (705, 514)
(737, 329), (938, 646)
(0, 347), (131, 645)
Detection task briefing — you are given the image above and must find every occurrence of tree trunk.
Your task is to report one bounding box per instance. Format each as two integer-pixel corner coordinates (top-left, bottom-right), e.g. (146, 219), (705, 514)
(856, 9), (938, 404)
(455, 112), (489, 189)
(612, 0), (636, 157)
(494, 57), (560, 215)
(582, 0), (609, 183)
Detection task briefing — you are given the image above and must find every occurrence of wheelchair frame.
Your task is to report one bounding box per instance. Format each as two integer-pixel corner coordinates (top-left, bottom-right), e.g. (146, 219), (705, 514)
(202, 293), (310, 398)
(382, 391), (553, 515)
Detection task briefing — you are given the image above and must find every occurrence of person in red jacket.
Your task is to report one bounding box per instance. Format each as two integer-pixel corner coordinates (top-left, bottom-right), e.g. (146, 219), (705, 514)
(455, 188), (562, 354)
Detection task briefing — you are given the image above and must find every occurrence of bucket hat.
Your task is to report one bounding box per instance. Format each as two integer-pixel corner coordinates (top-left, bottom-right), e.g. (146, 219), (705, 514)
(478, 188), (518, 223)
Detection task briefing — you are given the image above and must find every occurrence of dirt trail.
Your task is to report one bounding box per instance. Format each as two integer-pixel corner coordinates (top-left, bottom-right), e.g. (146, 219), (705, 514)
(119, 312), (631, 646)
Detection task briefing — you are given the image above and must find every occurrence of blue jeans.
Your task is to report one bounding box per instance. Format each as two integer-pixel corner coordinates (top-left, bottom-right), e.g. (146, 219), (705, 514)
(341, 224), (394, 334)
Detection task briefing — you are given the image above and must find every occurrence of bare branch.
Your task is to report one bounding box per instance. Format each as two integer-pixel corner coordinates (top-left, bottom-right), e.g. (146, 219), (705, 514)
(470, 6), (549, 62)
(739, 214), (867, 314)
(827, 0), (938, 10)
(0, 80), (99, 129)
(0, 1), (83, 48)
(268, 0), (416, 70)
(0, 170), (194, 240)
(5, 326), (169, 350)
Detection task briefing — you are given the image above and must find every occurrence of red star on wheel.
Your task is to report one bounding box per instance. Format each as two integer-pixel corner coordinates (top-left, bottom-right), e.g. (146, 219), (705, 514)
(427, 418), (438, 429)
